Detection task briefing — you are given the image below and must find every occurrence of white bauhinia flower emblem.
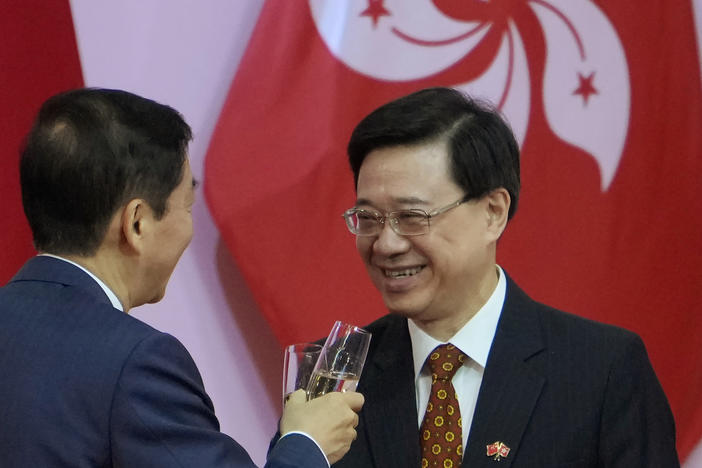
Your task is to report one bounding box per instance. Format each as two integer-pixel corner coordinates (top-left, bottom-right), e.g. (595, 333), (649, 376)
(309, 0), (630, 191)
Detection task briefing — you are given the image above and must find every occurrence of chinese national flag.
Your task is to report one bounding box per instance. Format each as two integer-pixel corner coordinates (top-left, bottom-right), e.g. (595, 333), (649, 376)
(205, 0), (702, 460)
(0, 0), (84, 284)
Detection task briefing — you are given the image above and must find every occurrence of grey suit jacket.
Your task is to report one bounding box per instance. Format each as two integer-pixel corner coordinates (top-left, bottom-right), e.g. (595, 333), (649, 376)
(332, 274), (679, 468)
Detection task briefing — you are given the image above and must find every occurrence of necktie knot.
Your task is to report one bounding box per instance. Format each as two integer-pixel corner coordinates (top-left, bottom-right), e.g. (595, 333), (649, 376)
(427, 343), (466, 382)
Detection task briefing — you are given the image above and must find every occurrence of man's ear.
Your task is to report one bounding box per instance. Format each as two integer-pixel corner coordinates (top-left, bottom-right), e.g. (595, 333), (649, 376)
(120, 198), (150, 254)
(485, 188), (510, 240)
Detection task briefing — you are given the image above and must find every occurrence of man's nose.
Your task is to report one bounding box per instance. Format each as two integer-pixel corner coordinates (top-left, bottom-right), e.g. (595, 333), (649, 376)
(372, 220), (410, 256)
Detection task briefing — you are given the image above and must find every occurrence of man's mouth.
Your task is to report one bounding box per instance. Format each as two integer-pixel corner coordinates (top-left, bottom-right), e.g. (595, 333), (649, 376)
(383, 266), (425, 278)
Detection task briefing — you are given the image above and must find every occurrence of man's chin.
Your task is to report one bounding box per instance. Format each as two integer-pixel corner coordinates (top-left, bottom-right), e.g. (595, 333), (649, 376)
(384, 300), (423, 319)
(146, 289), (166, 304)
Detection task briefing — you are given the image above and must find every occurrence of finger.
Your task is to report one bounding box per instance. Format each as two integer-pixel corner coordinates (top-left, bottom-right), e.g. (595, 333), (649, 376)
(341, 391), (365, 410)
(286, 389), (306, 406)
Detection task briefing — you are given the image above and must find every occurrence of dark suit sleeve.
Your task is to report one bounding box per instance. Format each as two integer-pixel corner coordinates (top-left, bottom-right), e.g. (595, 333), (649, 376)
(267, 433), (328, 468)
(598, 334), (680, 467)
(110, 332), (327, 468)
(109, 332), (256, 467)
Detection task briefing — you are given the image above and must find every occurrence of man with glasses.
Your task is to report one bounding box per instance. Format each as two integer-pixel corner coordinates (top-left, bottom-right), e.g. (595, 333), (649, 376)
(334, 87), (678, 467)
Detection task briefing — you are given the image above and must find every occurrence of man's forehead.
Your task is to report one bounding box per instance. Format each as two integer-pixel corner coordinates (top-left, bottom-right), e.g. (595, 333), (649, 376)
(355, 195), (430, 207)
(357, 142), (453, 188)
(360, 141), (450, 171)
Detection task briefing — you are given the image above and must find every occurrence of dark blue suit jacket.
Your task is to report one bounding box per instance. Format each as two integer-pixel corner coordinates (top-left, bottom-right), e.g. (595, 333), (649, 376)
(331, 274), (679, 468)
(0, 256), (326, 468)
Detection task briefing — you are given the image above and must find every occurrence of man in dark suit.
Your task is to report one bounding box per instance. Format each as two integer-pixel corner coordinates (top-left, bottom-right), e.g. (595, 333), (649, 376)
(0, 88), (362, 467)
(334, 87), (679, 467)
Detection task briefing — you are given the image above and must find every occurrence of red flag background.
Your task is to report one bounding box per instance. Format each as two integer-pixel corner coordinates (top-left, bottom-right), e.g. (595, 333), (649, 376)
(0, 0), (83, 284)
(205, 0), (702, 461)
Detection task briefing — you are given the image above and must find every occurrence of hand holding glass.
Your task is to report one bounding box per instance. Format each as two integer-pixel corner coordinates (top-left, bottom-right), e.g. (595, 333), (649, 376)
(306, 321), (371, 400)
(282, 343), (322, 404)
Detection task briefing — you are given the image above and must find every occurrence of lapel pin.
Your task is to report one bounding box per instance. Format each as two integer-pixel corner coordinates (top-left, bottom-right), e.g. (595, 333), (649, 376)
(486, 441), (511, 461)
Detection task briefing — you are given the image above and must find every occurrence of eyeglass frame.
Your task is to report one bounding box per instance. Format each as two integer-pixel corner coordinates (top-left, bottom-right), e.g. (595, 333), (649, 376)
(342, 195), (472, 236)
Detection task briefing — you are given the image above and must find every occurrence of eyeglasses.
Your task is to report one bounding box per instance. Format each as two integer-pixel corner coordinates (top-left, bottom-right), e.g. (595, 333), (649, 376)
(342, 196), (470, 236)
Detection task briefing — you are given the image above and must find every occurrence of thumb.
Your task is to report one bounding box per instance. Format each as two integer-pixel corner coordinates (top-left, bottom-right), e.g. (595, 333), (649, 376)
(285, 389), (307, 407)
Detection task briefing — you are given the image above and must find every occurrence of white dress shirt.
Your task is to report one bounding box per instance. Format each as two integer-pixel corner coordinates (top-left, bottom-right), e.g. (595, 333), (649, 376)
(408, 265), (506, 449)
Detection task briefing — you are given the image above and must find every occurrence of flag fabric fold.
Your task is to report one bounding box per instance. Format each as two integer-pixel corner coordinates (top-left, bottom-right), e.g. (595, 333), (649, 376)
(0, 0), (84, 285)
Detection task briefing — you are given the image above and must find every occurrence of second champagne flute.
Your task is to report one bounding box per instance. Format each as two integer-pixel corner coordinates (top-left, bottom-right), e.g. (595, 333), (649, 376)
(306, 321), (371, 399)
(282, 343), (322, 404)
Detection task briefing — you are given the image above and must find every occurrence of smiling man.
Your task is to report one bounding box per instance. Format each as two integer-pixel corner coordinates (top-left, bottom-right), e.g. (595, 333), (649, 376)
(335, 87), (679, 467)
(0, 88), (363, 467)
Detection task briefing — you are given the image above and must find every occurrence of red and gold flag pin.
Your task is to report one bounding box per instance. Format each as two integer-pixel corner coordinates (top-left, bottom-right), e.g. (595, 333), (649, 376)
(486, 441), (511, 460)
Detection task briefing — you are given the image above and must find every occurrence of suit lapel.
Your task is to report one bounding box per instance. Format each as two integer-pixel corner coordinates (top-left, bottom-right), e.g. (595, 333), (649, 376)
(359, 317), (421, 468)
(462, 277), (546, 467)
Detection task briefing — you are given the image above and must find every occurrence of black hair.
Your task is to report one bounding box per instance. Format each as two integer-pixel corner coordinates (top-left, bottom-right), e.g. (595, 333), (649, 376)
(20, 88), (192, 255)
(348, 87), (520, 219)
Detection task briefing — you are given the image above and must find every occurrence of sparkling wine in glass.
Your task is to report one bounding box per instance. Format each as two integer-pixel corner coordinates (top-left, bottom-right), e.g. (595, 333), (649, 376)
(306, 321), (371, 400)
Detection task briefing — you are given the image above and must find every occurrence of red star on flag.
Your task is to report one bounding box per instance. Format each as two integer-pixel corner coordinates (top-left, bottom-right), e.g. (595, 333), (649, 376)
(360, 0), (391, 28)
(573, 71), (598, 106)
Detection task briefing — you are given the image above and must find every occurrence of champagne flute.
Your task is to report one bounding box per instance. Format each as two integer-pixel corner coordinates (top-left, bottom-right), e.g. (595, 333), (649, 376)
(306, 321), (371, 400)
(282, 343), (322, 404)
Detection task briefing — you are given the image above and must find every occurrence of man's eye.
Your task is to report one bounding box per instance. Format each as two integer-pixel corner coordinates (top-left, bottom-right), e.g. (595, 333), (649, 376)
(396, 211), (426, 224)
(356, 212), (377, 221)
(355, 211), (380, 227)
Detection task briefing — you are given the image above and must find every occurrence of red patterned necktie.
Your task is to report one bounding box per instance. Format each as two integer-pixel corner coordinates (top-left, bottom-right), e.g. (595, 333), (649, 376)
(420, 343), (467, 468)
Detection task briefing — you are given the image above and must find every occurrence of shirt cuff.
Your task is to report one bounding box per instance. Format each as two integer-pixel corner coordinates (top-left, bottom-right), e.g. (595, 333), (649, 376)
(280, 431), (330, 467)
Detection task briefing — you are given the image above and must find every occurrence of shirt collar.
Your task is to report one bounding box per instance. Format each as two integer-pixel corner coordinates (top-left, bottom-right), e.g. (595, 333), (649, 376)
(39, 254), (125, 312)
(408, 265), (506, 378)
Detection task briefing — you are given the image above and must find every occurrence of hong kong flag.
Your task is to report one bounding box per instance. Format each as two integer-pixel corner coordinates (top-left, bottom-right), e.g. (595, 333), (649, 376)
(0, 0), (84, 285)
(205, 0), (702, 460)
